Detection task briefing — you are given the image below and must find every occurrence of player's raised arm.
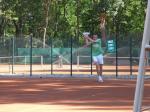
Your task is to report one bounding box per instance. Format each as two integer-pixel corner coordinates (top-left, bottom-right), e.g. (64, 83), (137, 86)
(83, 32), (96, 43)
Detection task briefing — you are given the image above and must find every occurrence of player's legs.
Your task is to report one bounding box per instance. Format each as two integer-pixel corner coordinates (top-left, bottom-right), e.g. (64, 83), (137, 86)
(92, 56), (99, 74)
(92, 56), (103, 82)
(97, 64), (103, 76)
(96, 64), (100, 76)
(97, 54), (104, 82)
(96, 64), (103, 82)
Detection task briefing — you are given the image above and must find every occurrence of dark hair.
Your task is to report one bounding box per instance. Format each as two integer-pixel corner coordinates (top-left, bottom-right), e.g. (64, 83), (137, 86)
(92, 34), (98, 38)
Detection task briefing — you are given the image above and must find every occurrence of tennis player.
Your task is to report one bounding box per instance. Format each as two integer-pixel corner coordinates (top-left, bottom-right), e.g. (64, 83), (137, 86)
(83, 33), (104, 82)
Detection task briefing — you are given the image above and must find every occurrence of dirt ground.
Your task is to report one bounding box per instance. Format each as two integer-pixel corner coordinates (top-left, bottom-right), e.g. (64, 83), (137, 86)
(1, 64), (150, 76)
(0, 77), (150, 112)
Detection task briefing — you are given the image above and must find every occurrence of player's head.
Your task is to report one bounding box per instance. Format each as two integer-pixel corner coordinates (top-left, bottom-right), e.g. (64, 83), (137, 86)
(92, 34), (98, 40)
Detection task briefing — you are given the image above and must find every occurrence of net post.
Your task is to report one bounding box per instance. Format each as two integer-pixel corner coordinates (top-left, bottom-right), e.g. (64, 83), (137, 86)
(24, 56), (27, 66)
(41, 56), (43, 66)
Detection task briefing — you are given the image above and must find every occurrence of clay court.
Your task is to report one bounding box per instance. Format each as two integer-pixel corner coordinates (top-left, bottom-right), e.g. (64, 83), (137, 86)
(0, 77), (150, 112)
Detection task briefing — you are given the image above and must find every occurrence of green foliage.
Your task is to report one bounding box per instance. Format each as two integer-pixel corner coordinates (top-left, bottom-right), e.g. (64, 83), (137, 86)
(0, 0), (147, 44)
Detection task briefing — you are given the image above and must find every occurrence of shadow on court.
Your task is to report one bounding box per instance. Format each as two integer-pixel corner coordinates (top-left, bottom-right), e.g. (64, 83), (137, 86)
(0, 78), (150, 111)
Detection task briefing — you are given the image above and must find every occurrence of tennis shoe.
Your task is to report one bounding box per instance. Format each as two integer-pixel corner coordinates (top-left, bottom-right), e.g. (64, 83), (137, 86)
(98, 76), (103, 82)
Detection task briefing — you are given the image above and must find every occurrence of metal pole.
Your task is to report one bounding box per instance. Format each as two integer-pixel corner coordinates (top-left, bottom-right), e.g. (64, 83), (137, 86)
(30, 34), (33, 76)
(28, 13), (33, 77)
(77, 56), (79, 68)
(51, 38), (53, 75)
(41, 56), (43, 65)
(12, 37), (15, 74)
(130, 35), (133, 76)
(114, 16), (118, 78)
(133, 1), (150, 111)
(115, 35), (118, 78)
(71, 36), (73, 76)
(91, 44), (93, 75)
(25, 56), (27, 66)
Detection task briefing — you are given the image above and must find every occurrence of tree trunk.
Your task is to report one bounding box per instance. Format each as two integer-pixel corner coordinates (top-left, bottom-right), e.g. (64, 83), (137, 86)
(13, 17), (23, 38)
(99, 13), (106, 42)
(76, 0), (80, 42)
(43, 0), (50, 48)
(0, 17), (6, 37)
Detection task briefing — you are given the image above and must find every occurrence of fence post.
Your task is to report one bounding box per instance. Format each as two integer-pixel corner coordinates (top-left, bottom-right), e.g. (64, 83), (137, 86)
(77, 56), (79, 68)
(30, 34), (33, 76)
(51, 38), (53, 75)
(115, 37), (118, 78)
(71, 36), (73, 76)
(130, 35), (133, 76)
(91, 44), (92, 75)
(11, 37), (15, 74)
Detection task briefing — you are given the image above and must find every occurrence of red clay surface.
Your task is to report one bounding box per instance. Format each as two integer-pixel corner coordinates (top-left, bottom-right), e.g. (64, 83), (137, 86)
(0, 77), (150, 112)
(1, 64), (150, 76)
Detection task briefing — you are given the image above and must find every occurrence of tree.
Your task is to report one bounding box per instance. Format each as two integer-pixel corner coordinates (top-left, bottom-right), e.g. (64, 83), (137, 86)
(43, 0), (50, 47)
